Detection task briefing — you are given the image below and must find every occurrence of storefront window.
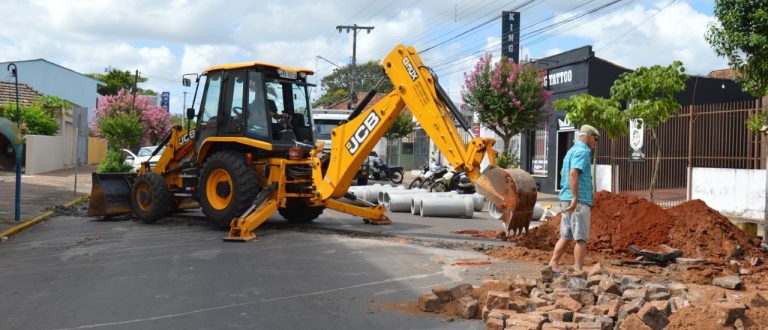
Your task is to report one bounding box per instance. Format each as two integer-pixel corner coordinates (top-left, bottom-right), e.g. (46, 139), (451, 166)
(532, 130), (548, 176)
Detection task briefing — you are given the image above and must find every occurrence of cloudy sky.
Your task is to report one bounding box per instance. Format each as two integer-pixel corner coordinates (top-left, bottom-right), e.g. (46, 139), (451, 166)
(0, 0), (722, 116)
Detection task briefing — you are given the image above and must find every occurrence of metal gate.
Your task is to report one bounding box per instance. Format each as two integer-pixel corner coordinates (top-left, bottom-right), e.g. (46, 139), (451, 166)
(413, 128), (429, 169)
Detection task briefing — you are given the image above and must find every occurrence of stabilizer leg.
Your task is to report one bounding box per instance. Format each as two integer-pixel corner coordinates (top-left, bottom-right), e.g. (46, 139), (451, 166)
(224, 185), (277, 242)
(325, 199), (391, 225)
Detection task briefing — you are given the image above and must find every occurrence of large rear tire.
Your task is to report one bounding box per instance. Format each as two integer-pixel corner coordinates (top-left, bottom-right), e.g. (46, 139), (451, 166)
(389, 170), (404, 184)
(278, 199), (324, 223)
(131, 173), (171, 223)
(408, 178), (422, 189)
(199, 151), (259, 229)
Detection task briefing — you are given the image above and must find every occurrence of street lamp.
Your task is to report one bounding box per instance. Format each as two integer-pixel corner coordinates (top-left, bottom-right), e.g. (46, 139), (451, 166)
(7, 63), (21, 222)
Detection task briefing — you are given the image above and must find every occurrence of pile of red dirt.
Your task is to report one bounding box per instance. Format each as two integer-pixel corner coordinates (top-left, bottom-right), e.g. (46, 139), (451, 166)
(508, 191), (764, 261)
(667, 199), (763, 260)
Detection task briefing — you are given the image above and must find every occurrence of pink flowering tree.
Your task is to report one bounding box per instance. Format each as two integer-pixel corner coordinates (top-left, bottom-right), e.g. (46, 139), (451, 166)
(91, 89), (172, 147)
(461, 54), (553, 153)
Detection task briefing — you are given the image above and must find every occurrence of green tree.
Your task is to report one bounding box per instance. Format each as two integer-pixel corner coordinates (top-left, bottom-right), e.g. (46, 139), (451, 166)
(706, 0), (768, 98)
(33, 95), (72, 117)
(610, 61), (687, 201)
(87, 68), (157, 96)
(0, 103), (59, 135)
(382, 112), (415, 164)
(313, 61), (394, 107)
(554, 94), (627, 187)
(461, 54), (553, 153)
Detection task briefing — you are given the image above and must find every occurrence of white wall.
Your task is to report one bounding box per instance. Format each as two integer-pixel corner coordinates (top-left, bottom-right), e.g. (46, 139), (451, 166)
(25, 112), (77, 175)
(595, 164), (613, 192)
(692, 167), (764, 219)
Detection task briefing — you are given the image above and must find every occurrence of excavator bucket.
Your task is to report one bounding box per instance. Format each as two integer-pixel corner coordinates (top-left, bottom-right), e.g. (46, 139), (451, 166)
(474, 165), (537, 235)
(88, 172), (136, 217)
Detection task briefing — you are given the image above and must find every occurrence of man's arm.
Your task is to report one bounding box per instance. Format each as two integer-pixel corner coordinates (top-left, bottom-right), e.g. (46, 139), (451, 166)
(565, 168), (580, 213)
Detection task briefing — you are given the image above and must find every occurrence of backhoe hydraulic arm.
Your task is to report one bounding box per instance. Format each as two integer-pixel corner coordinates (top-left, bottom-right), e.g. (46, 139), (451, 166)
(313, 45), (537, 235)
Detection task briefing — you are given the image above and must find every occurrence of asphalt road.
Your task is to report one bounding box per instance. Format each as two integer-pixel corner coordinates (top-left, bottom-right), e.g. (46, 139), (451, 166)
(0, 210), (536, 330)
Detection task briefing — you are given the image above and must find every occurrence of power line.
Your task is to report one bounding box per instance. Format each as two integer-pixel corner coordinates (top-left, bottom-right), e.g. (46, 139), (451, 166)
(595, 0), (678, 52)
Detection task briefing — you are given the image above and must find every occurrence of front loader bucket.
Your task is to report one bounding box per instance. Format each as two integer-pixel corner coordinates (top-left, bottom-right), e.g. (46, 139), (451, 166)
(474, 165), (537, 235)
(88, 172), (136, 217)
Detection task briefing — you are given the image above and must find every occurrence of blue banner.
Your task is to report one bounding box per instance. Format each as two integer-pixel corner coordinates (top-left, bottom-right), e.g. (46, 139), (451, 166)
(161, 92), (170, 112)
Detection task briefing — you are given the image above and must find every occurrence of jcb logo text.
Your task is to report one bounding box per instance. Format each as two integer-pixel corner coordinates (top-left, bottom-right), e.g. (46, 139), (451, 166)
(345, 112), (381, 155)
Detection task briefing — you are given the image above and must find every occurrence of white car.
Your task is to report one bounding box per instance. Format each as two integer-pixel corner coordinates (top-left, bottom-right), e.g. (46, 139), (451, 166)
(122, 146), (165, 172)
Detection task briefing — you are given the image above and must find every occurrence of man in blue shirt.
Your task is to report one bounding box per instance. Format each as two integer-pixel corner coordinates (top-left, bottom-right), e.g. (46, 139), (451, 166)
(549, 124), (599, 272)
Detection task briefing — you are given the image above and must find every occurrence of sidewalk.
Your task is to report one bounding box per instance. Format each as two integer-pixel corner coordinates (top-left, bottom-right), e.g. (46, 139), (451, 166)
(0, 164), (95, 234)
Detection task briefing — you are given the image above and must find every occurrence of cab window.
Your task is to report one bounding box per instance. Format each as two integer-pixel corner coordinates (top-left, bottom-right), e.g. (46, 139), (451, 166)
(246, 71), (269, 138)
(199, 72), (222, 127)
(221, 69), (246, 135)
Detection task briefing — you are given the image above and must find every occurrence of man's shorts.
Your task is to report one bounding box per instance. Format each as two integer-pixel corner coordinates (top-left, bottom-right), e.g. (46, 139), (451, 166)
(559, 201), (591, 241)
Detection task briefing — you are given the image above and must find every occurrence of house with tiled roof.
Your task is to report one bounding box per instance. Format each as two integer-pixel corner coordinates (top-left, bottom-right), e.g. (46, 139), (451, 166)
(0, 81), (44, 108)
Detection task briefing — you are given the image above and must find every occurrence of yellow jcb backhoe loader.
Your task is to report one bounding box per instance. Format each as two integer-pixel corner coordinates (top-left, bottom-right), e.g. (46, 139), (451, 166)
(88, 44), (537, 241)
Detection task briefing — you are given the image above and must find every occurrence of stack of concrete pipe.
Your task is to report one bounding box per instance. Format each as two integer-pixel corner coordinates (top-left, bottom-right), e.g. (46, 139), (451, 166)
(377, 190), (485, 218)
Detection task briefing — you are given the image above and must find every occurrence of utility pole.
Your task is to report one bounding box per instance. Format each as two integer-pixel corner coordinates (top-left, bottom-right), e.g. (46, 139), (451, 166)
(182, 91), (188, 130)
(131, 69), (140, 114)
(336, 24), (374, 109)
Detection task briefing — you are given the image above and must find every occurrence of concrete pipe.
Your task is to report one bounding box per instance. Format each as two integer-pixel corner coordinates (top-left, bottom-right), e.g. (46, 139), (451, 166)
(380, 189), (427, 204)
(410, 192), (458, 215)
(489, 201), (544, 221)
(470, 193), (484, 212)
(420, 197), (474, 218)
(387, 195), (414, 212)
(363, 185), (402, 204)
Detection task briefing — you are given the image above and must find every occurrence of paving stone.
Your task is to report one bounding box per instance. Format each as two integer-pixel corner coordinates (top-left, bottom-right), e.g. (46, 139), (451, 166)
(669, 296), (689, 314)
(542, 321), (578, 330)
(618, 314), (652, 330)
(596, 293), (621, 305)
(738, 267), (752, 276)
(617, 298), (645, 323)
(456, 296), (479, 319)
(573, 312), (596, 322)
(648, 292), (670, 301)
(551, 276), (569, 290)
(622, 288), (647, 301)
(584, 304), (609, 316)
(547, 308), (574, 322)
(487, 291), (512, 310)
(649, 300), (671, 316)
(740, 292), (768, 308)
(594, 316), (614, 330)
(509, 296), (529, 313)
(486, 316), (505, 330)
(666, 283), (688, 297)
(540, 265), (555, 282)
(505, 321), (538, 330)
(418, 292), (440, 312)
(577, 321), (602, 329)
(586, 275), (602, 287)
(644, 284), (668, 296)
(675, 257), (706, 265)
(619, 275), (642, 286)
(514, 276), (539, 293)
(432, 285), (452, 303)
(598, 276), (621, 296)
(607, 299), (623, 319)
(479, 279), (513, 297)
(530, 288), (546, 298)
(578, 291), (596, 306)
(620, 282), (644, 292)
(526, 296), (550, 312)
(567, 269), (587, 279)
(450, 283), (475, 299)
(751, 256), (763, 267)
(488, 309), (518, 322)
(482, 306), (491, 322)
(536, 304), (558, 313)
(506, 313), (547, 329)
(587, 263), (606, 277)
(713, 275), (743, 290)
(567, 278), (588, 291)
(637, 304), (669, 330)
(553, 288), (580, 301)
(555, 295), (583, 312)
(711, 302), (746, 326)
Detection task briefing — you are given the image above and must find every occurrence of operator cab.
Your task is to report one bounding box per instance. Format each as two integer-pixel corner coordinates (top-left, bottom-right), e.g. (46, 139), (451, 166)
(192, 62), (316, 151)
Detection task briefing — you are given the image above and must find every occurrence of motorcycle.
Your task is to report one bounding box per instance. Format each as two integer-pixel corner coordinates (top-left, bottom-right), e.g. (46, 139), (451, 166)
(408, 163), (448, 189)
(371, 160), (405, 184)
(429, 169), (475, 194)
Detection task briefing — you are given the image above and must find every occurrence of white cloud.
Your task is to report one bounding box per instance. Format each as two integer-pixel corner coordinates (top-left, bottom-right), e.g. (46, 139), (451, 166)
(555, 1), (725, 74)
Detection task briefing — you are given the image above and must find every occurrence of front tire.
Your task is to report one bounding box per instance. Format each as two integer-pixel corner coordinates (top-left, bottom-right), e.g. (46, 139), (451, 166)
(430, 181), (447, 192)
(408, 178), (422, 189)
(278, 199), (324, 223)
(131, 173), (171, 223)
(198, 151), (259, 229)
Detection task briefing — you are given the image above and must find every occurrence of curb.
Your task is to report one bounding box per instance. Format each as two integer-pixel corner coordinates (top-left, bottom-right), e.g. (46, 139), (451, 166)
(0, 194), (90, 239)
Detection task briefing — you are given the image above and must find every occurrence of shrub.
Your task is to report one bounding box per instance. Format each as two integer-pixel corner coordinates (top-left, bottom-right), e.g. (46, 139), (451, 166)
(97, 149), (133, 173)
(99, 113), (144, 151)
(0, 103), (59, 135)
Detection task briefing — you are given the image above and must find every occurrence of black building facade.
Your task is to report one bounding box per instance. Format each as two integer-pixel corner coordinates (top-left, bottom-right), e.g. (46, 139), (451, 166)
(520, 46), (755, 194)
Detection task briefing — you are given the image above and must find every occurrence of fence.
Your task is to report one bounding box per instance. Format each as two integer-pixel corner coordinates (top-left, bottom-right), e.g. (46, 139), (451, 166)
(596, 100), (764, 209)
